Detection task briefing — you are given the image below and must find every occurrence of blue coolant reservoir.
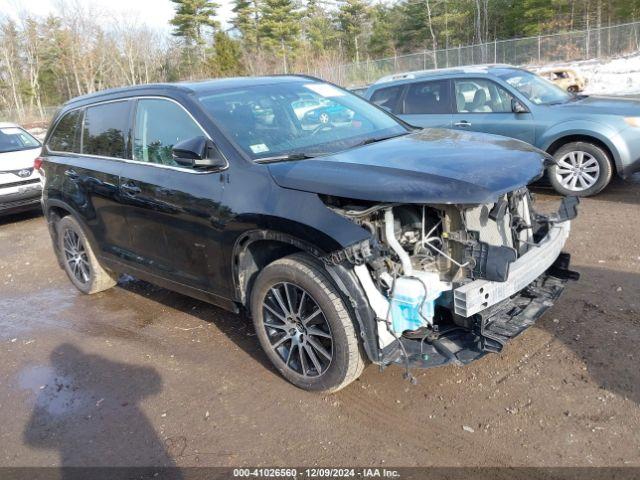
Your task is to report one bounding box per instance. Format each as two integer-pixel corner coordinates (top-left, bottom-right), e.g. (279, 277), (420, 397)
(390, 273), (447, 334)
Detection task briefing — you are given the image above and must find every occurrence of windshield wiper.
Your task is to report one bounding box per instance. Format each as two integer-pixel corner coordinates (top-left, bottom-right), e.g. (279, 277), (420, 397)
(547, 94), (588, 106)
(570, 94), (588, 101)
(254, 133), (410, 163)
(254, 152), (316, 164)
(353, 132), (409, 148)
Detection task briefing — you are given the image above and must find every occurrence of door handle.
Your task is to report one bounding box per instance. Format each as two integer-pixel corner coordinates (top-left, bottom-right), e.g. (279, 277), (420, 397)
(121, 182), (141, 195)
(64, 169), (79, 180)
(454, 120), (472, 127)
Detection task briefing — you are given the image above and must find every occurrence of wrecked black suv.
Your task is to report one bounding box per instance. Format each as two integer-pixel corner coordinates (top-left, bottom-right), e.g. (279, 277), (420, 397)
(40, 76), (579, 392)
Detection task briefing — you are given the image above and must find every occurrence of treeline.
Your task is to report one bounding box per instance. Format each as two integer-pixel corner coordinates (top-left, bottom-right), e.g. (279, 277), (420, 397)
(1, 0), (640, 122)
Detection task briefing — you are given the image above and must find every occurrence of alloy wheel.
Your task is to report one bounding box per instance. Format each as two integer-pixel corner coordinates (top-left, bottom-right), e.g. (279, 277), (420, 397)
(62, 228), (91, 284)
(262, 282), (333, 377)
(318, 112), (330, 124)
(555, 150), (600, 192)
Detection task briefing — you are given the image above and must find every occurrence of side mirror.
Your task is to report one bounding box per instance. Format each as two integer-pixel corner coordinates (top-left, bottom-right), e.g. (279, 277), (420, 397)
(172, 136), (227, 170)
(511, 98), (529, 114)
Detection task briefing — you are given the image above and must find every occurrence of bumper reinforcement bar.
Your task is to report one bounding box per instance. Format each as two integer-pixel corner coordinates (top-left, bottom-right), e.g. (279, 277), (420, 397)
(453, 220), (571, 317)
(382, 255), (579, 370)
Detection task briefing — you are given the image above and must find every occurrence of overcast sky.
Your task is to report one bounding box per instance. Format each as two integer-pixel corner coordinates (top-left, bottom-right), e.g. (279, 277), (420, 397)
(0, 0), (236, 31)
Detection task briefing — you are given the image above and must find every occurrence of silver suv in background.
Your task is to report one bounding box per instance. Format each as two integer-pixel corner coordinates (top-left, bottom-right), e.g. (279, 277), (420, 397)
(366, 65), (640, 196)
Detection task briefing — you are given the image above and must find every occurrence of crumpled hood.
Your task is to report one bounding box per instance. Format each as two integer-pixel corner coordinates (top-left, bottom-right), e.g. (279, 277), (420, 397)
(268, 129), (546, 204)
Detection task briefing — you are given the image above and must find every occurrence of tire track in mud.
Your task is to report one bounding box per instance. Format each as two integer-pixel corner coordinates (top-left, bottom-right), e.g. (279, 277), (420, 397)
(332, 327), (569, 467)
(335, 374), (518, 466)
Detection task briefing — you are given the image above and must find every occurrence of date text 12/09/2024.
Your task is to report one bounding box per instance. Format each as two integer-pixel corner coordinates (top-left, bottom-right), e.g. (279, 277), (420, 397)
(232, 468), (401, 478)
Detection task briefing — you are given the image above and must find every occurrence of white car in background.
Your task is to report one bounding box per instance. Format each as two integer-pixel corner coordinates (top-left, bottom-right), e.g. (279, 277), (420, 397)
(0, 122), (43, 215)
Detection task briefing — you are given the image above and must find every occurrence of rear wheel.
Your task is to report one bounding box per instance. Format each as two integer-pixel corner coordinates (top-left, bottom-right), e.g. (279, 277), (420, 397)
(548, 141), (613, 197)
(250, 253), (365, 392)
(56, 216), (117, 294)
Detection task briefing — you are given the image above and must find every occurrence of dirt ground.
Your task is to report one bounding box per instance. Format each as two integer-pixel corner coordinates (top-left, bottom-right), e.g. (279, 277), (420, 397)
(0, 177), (638, 469)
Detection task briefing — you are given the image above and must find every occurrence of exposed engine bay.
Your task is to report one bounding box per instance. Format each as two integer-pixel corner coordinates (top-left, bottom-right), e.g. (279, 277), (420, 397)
(322, 190), (579, 374)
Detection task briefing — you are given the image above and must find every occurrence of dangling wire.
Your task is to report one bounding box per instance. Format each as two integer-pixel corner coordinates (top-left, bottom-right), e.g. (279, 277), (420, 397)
(383, 273), (418, 385)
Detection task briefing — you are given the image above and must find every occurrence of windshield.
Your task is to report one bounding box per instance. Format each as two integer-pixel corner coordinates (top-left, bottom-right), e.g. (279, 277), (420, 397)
(0, 126), (41, 154)
(198, 81), (407, 161)
(498, 69), (573, 105)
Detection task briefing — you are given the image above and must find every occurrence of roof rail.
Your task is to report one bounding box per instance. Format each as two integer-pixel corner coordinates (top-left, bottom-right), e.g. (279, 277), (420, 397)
(373, 63), (516, 85)
(64, 83), (193, 106)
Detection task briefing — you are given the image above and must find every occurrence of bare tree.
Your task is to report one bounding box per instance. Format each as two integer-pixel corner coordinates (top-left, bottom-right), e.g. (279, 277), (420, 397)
(0, 21), (25, 118)
(425, 0), (438, 68)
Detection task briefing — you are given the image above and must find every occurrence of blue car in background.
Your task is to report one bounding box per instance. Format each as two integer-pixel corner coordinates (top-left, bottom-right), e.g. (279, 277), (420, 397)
(365, 65), (640, 196)
(302, 99), (354, 126)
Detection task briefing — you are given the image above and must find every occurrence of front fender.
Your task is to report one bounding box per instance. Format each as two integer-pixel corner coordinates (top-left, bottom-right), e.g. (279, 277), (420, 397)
(229, 215), (368, 303)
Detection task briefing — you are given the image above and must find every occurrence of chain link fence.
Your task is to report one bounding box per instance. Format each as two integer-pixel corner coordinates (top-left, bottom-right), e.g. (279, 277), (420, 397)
(322, 21), (640, 87)
(3, 22), (640, 124)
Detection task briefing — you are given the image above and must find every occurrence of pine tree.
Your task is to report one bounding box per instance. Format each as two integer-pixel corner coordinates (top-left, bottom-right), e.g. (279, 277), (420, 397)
(519, 0), (557, 36)
(397, 0), (433, 52)
(170, 0), (220, 46)
(302, 0), (337, 52)
(337, 0), (369, 62)
(259, 0), (300, 60)
(210, 31), (245, 76)
(367, 5), (395, 58)
(232, 0), (261, 52)
(613, 0), (640, 19)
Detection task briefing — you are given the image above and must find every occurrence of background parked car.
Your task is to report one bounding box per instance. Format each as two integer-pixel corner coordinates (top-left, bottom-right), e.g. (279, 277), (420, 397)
(0, 122), (42, 216)
(539, 67), (587, 93)
(301, 99), (354, 126)
(365, 65), (640, 196)
(291, 95), (322, 120)
(348, 86), (369, 97)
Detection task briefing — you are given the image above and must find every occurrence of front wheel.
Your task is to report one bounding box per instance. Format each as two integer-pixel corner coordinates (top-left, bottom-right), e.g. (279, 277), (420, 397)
(548, 142), (613, 197)
(250, 254), (366, 392)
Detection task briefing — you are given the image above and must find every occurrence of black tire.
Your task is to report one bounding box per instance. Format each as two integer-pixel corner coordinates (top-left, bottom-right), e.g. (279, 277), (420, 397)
(567, 85), (579, 93)
(548, 141), (613, 197)
(56, 215), (117, 294)
(250, 253), (366, 392)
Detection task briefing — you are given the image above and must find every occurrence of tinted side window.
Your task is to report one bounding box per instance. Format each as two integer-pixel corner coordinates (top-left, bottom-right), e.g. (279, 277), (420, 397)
(82, 101), (131, 158)
(369, 86), (404, 113)
(48, 110), (81, 153)
(404, 80), (451, 114)
(454, 79), (514, 113)
(133, 99), (204, 166)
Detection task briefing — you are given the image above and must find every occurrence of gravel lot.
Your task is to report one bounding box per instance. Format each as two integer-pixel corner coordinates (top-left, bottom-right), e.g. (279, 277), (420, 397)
(0, 177), (639, 468)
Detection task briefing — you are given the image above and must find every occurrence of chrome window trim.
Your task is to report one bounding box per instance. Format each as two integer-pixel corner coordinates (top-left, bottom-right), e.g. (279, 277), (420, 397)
(53, 153), (223, 175)
(46, 95), (228, 174)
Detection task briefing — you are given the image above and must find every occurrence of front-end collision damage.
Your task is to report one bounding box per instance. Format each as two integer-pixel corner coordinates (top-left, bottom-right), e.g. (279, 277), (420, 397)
(320, 191), (580, 374)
